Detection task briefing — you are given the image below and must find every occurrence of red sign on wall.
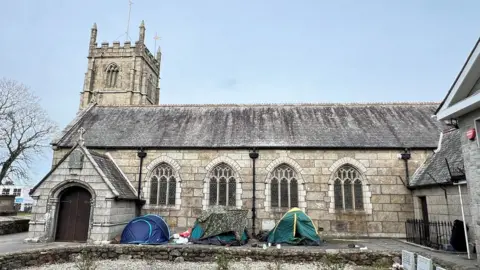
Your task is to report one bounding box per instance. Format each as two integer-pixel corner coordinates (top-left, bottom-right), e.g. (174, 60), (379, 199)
(467, 128), (476, 140)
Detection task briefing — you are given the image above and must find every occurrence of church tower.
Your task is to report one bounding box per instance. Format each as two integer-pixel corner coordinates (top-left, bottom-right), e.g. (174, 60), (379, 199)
(79, 21), (161, 109)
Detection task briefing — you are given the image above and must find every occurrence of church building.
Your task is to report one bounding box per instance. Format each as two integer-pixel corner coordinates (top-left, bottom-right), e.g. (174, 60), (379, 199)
(26, 22), (446, 244)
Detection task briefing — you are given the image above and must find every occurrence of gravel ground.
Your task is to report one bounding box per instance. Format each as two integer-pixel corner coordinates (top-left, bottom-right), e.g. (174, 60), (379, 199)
(21, 259), (384, 270)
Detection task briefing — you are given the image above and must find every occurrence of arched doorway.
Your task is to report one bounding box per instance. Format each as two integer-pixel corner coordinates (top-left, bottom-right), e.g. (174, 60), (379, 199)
(55, 186), (92, 242)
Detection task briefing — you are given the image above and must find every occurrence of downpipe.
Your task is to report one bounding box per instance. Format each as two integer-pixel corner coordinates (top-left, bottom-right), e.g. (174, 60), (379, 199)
(249, 149), (259, 237)
(136, 148), (147, 216)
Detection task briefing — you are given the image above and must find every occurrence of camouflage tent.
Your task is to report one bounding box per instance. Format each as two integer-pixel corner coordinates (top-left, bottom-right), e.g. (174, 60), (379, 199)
(190, 206), (249, 245)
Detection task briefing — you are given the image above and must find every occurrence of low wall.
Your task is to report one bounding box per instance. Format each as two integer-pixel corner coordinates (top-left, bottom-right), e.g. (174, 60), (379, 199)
(0, 245), (400, 269)
(0, 218), (30, 235)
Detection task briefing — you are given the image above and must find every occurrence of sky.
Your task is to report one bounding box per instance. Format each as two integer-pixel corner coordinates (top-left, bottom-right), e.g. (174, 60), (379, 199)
(0, 0), (479, 185)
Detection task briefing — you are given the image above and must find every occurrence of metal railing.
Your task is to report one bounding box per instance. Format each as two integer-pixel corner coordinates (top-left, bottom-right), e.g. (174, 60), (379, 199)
(405, 219), (453, 250)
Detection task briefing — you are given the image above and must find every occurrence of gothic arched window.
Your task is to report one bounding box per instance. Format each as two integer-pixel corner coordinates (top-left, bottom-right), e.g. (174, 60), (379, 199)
(333, 165), (364, 210)
(105, 63), (119, 88)
(270, 164), (298, 208)
(208, 163), (236, 207)
(149, 163), (176, 206)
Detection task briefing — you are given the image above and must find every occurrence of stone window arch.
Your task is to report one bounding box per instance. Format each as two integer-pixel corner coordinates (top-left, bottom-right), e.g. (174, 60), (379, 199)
(144, 155), (182, 210)
(149, 163), (176, 206)
(105, 63), (119, 88)
(207, 163), (236, 207)
(328, 161), (372, 214)
(264, 158), (306, 212)
(270, 164), (299, 208)
(203, 156), (243, 210)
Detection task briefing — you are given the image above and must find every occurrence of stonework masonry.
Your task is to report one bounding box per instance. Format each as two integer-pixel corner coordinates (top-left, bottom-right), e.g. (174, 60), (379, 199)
(413, 185), (471, 222)
(458, 109), (480, 261)
(28, 149), (136, 244)
(412, 185), (474, 242)
(52, 148), (429, 238)
(79, 22), (161, 110)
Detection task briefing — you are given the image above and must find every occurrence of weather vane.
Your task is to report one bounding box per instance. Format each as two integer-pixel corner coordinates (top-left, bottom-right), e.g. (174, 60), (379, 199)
(125, 0), (134, 40)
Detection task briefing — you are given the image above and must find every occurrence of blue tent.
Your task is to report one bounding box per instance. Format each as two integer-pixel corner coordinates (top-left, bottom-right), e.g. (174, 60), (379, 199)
(120, 214), (171, 244)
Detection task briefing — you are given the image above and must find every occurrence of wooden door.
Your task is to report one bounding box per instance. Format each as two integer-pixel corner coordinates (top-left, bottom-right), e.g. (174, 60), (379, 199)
(55, 186), (91, 242)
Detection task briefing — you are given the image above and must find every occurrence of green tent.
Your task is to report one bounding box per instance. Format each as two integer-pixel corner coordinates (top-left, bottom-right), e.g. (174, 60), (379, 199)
(267, 208), (322, 246)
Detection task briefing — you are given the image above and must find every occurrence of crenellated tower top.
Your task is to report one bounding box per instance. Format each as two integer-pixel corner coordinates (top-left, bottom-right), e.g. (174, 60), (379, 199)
(80, 21), (162, 110)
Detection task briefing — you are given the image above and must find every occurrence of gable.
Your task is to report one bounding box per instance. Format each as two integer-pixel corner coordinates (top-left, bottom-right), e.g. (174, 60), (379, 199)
(436, 38), (480, 120)
(30, 145), (114, 198)
(30, 145), (137, 200)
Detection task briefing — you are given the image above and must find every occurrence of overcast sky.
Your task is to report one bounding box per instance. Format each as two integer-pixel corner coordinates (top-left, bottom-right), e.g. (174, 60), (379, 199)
(0, 0), (479, 185)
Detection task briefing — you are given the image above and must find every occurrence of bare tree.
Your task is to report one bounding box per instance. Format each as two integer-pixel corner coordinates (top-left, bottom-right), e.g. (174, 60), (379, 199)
(0, 78), (57, 185)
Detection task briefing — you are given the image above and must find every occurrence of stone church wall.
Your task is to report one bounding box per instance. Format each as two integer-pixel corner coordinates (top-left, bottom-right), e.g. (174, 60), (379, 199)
(52, 148), (430, 238)
(28, 149), (136, 243)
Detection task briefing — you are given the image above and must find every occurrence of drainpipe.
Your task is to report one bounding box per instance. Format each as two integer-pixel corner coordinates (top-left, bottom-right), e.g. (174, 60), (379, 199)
(249, 149), (259, 237)
(399, 148), (411, 186)
(136, 148), (147, 216)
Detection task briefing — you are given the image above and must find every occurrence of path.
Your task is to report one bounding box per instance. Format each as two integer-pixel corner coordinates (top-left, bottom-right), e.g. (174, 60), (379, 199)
(0, 232), (80, 255)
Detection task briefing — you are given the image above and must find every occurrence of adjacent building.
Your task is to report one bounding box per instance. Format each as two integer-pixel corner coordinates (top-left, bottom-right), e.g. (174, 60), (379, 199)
(1, 185), (34, 212)
(435, 37), (480, 262)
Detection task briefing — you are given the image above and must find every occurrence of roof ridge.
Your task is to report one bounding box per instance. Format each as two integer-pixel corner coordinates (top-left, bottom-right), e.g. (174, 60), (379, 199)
(95, 101), (441, 108)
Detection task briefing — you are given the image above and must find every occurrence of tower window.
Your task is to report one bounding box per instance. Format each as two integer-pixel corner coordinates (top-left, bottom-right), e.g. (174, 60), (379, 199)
(105, 63), (119, 88)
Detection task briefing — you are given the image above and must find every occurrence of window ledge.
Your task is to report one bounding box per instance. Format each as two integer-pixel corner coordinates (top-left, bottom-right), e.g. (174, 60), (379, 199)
(333, 209), (367, 215)
(143, 204), (178, 210)
(270, 207), (297, 213)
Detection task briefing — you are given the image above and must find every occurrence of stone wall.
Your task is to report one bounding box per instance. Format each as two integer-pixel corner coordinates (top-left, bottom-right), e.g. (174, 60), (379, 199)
(28, 148), (136, 243)
(458, 110), (480, 263)
(0, 217), (29, 235)
(0, 244), (400, 270)
(412, 185), (471, 222)
(79, 37), (161, 109)
(412, 185), (475, 243)
(52, 148), (430, 238)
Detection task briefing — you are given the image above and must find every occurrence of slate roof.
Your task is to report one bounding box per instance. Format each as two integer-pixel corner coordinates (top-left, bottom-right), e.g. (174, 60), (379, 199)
(53, 102), (445, 149)
(30, 144), (137, 200)
(89, 151), (137, 200)
(410, 129), (463, 187)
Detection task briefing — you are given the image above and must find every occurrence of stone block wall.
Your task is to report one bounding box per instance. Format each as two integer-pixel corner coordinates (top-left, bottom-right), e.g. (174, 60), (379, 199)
(458, 110), (480, 263)
(79, 39), (160, 109)
(29, 148), (135, 244)
(0, 218), (29, 235)
(51, 147), (430, 238)
(412, 185), (471, 222)
(0, 245), (402, 270)
(412, 185), (475, 242)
